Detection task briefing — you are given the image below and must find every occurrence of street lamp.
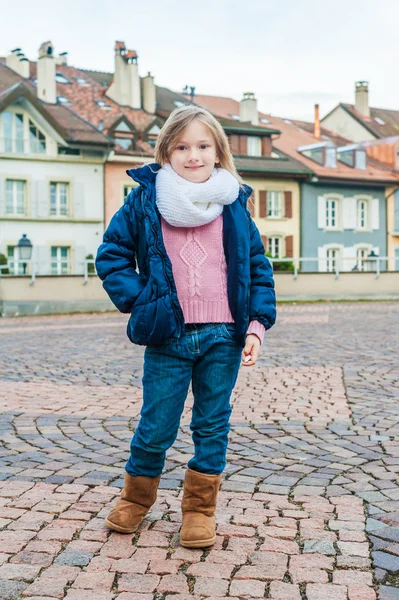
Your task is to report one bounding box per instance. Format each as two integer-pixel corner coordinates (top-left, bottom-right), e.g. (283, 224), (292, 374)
(16, 234), (32, 275)
(364, 250), (378, 272)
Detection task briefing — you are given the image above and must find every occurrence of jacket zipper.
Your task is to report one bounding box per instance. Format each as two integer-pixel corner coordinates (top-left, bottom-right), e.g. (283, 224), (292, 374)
(144, 197), (184, 338)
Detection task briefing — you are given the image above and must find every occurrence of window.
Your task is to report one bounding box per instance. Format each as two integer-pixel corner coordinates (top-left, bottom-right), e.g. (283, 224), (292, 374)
(247, 136), (262, 157)
(326, 198), (337, 228)
(268, 237), (282, 258)
(326, 248), (340, 272)
(57, 96), (70, 105)
(356, 247), (369, 271)
(51, 246), (70, 275)
(267, 191), (283, 218)
(6, 180), (26, 215)
(55, 72), (71, 84)
(357, 199), (368, 230)
(29, 120), (46, 153)
(123, 185), (135, 203)
(50, 183), (69, 216)
(2, 111), (24, 153)
(7, 246), (23, 275)
(115, 137), (133, 151)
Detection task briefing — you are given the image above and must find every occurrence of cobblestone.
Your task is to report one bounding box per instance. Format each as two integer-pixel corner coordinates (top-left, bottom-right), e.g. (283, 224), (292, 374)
(0, 303), (398, 598)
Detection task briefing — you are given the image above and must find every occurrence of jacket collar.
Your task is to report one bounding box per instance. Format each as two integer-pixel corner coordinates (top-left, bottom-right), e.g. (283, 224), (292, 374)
(126, 163), (161, 187)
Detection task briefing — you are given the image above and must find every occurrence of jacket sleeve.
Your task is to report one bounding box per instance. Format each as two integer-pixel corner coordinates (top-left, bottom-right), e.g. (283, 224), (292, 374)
(95, 191), (147, 313)
(247, 208), (277, 331)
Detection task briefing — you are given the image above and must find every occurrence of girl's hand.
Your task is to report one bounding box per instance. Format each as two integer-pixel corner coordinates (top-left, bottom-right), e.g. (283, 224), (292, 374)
(242, 334), (261, 367)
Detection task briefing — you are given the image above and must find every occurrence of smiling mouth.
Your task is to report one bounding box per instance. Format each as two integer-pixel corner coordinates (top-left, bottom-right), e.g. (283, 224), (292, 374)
(185, 165), (204, 169)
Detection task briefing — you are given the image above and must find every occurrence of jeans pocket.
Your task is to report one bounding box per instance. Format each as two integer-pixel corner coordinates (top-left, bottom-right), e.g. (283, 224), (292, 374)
(221, 323), (236, 340)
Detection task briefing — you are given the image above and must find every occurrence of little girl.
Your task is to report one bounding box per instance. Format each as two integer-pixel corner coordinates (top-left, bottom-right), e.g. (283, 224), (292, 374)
(96, 105), (276, 548)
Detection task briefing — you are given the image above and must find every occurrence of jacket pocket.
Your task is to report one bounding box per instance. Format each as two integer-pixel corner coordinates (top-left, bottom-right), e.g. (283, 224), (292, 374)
(127, 304), (148, 346)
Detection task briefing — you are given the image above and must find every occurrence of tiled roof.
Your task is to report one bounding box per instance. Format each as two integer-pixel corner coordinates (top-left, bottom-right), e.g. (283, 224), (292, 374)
(28, 62), (155, 134)
(235, 155), (312, 176)
(0, 61), (111, 146)
(340, 103), (399, 139)
(193, 94), (399, 183)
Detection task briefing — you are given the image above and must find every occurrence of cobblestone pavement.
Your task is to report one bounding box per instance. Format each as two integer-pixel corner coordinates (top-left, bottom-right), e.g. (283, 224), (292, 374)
(0, 302), (398, 600)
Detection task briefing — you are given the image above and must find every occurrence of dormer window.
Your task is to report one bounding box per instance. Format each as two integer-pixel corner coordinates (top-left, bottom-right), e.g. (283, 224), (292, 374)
(229, 114), (240, 121)
(247, 136), (262, 157)
(337, 145), (367, 170)
(298, 141), (337, 168)
(57, 96), (70, 105)
(55, 72), (71, 84)
(74, 77), (88, 86)
(95, 100), (111, 110)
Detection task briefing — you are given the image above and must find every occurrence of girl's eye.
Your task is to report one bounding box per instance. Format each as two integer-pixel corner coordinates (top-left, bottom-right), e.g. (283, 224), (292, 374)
(200, 144), (209, 149)
(176, 145), (186, 151)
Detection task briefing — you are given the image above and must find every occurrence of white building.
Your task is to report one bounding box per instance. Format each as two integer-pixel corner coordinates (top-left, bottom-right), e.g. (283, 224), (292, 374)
(0, 43), (111, 276)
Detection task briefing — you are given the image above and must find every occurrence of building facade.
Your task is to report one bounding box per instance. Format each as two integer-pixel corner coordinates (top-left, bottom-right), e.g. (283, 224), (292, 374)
(0, 53), (110, 276)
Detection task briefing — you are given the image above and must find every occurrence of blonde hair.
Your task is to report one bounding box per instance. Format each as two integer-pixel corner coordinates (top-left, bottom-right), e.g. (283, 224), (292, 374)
(154, 105), (243, 184)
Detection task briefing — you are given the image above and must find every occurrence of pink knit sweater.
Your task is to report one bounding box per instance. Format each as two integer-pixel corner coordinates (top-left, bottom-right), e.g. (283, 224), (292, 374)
(161, 215), (265, 343)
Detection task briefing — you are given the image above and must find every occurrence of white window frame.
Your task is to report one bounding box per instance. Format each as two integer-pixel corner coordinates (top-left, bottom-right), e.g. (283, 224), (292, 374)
(1, 109), (46, 155)
(5, 179), (26, 216)
(50, 182), (69, 217)
(319, 194), (343, 231)
(51, 246), (70, 275)
(356, 196), (370, 231)
(326, 247), (341, 273)
(7, 245), (24, 275)
(268, 236), (282, 259)
(267, 191), (283, 218)
(326, 198), (338, 228)
(247, 136), (262, 157)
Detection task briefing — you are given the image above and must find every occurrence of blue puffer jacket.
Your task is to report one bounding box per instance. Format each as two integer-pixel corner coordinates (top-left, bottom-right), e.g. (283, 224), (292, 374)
(96, 163), (276, 347)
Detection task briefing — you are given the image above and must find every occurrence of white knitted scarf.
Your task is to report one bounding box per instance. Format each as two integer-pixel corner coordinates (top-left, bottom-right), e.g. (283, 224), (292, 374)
(155, 163), (239, 227)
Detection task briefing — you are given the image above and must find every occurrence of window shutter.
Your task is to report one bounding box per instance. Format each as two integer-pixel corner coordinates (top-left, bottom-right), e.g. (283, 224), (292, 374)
(342, 246), (357, 272)
(285, 235), (293, 258)
(317, 246), (327, 272)
(74, 245), (87, 275)
(261, 235), (268, 251)
(239, 136), (247, 155)
(36, 245), (50, 275)
(35, 180), (48, 217)
(394, 192), (399, 232)
(259, 191), (267, 218)
(0, 178), (4, 217)
(317, 196), (326, 229)
(73, 182), (85, 218)
(343, 197), (357, 229)
(371, 198), (380, 230)
(248, 193), (255, 217)
(284, 191), (292, 218)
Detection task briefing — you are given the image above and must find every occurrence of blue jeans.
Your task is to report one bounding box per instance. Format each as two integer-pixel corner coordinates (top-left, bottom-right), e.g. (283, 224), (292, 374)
(126, 323), (242, 477)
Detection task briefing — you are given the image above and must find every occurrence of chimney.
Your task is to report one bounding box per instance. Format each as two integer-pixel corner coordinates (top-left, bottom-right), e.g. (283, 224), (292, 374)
(6, 48), (30, 78)
(106, 42), (141, 109)
(240, 92), (259, 125)
(142, 71), (156, 114)
(55, 52), (68, 66)
(126, 51), (141, 109)
(37, 41), (56, 104)
(314, 103), (320, 139)
(355, 81), (370, 117)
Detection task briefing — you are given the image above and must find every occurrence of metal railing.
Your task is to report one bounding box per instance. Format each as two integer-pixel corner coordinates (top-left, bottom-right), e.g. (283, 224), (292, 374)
(268, 256), (394, 280)
(0, 259), (97, 285)
(0, 257), (397, 284)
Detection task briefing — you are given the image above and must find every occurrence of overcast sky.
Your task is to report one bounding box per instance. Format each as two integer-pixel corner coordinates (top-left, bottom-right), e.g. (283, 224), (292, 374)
(1, 0), (398, 121)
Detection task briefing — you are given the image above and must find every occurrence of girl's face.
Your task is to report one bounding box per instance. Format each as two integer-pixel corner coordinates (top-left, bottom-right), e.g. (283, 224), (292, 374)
(168, 120), (219, 183)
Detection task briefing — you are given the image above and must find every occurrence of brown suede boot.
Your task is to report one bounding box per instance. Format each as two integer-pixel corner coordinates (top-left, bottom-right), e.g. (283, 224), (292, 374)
(105, 472), (161, 533)
(180, 468), (222, 548)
